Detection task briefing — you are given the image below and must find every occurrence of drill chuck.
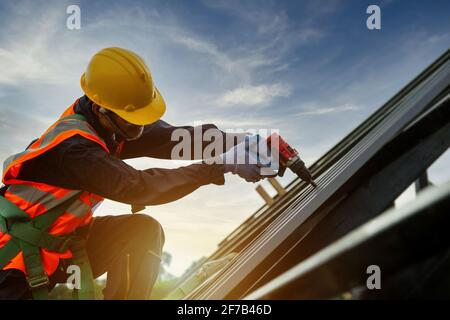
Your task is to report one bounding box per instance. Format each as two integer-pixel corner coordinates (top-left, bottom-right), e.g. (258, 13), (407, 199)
(288, 157), (317, 188)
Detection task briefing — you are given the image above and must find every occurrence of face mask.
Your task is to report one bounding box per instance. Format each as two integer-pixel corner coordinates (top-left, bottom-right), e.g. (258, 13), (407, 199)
(99, 108), (144, 141)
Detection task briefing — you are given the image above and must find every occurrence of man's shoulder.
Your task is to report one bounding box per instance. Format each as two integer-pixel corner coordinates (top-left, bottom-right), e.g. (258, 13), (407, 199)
(57, 134), (106, 152)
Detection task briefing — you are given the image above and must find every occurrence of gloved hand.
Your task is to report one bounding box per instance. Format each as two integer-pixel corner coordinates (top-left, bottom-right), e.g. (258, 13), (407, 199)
(220, 135), (276, 182)
(223, 162), (264, 183)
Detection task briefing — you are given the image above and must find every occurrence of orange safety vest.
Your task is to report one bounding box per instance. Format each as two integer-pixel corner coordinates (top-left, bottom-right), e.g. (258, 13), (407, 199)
(0, 100), (110, 276)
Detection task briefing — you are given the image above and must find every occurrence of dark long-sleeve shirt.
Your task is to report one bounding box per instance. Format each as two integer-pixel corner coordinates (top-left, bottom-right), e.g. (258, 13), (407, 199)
(14, 96), (229, 206)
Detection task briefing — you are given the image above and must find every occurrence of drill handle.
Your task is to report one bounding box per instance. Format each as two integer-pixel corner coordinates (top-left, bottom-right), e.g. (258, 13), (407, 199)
(277, 165), (287, 177)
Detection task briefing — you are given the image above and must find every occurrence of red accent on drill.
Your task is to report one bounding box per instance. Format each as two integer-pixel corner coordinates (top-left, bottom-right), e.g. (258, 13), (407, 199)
(266, 133), (317, 188)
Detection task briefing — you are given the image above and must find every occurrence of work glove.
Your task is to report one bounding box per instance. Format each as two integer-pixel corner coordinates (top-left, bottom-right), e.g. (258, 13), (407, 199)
(223, 161), (263, 183)
(220, 135), (276, 183)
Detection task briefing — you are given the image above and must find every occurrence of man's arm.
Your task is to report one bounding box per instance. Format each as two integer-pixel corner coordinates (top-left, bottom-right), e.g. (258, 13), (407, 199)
(120, 119), (245, 160)
(18, 135), (225, 206)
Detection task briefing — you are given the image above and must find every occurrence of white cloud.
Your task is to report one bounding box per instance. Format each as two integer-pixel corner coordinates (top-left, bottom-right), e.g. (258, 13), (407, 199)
(197, 117), (271, 129)
(0, 3), (91, 86)
(296, 103), (360, 116)
(203, 0), (326, 53)
(216, 83), (291, 107)
(168, 32), (281, 85)
(169, 34), (219, 57)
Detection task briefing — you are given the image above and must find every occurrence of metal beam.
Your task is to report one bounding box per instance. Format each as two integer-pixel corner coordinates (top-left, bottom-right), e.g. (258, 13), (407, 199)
(415, 171), (430, 193)
(255, 185), (274, 206)
(268, 178), (286, 196)
(245, 181), (450, 299)
(190, 56), (450, 299)
(227, 93), (450, 297)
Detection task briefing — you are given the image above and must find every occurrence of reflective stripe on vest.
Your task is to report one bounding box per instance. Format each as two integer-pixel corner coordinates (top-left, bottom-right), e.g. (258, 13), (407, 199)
(3, 117), (108, 184)
(0, 102), (109, 275)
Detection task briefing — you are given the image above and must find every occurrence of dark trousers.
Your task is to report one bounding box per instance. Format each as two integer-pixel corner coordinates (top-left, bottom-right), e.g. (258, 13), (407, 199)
(0, 214), (165, 300)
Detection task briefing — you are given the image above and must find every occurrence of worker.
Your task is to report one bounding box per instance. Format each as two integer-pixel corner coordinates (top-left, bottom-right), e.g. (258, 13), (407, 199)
(0, 47), (270, 300)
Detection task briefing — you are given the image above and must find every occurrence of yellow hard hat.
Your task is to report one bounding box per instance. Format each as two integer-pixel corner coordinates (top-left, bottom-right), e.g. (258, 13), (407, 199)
(80, 47), (166, 126)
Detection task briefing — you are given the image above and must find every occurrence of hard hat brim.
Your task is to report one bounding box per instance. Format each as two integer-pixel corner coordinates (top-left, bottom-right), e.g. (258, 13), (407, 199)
(110, 87), (166, 126)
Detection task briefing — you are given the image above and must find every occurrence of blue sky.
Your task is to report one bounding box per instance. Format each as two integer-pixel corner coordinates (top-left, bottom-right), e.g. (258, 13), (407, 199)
(0, 0), (449, 275)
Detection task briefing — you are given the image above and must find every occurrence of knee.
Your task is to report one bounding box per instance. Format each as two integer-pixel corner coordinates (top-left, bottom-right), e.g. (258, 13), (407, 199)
(128, 214), (165, 249)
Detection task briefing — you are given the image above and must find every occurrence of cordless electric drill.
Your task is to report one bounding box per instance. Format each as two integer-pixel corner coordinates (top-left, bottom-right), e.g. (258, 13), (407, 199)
(266, 133), (317, 188)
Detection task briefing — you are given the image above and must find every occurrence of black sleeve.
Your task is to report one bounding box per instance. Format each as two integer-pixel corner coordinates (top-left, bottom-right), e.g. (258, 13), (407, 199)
(18, 135), (225, 206)
(120, 119), (244, 160)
